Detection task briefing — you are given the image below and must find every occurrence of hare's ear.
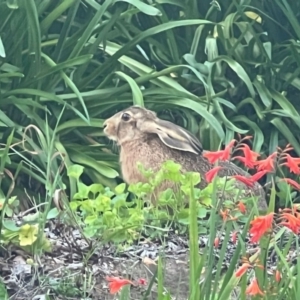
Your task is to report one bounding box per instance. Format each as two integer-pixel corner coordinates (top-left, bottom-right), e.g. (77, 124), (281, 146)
(138, 119), (202, 155)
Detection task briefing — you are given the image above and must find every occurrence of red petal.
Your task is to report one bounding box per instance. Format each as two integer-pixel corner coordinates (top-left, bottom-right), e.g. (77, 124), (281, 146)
(232, 175), (254, 187)
(205, 166), (222, 183)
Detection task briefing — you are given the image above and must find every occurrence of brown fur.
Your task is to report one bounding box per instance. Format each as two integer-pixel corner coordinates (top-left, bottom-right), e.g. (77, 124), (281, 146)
(103, 106), (267, 211)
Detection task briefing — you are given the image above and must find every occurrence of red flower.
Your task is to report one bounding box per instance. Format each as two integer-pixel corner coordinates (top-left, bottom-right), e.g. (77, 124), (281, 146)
(205, 166), (222, 183)
(136, 278), (147, 285)
(235, 263), (251, 277)
(279, 212), (300, 234)
(275, 270), (281, 282)
(249, 213), (274, 243)
(234, 156), (254, 168)
(246, 278), (264, 296)
(237, 201), (246, 214)
(281, 153), (300, 174)
(214, 237), (220, 248)
(203, 140), (235, 163)
(232, 170), (268, 188)
(231, 231), (238, 244)
(232, 175), (255, 187)
(106, 276), (133, 294)
(235, 144), (260, 168)
(281, 178), (300, 190)
(255, 152), (277, 172)
(251, 170), (268, 181)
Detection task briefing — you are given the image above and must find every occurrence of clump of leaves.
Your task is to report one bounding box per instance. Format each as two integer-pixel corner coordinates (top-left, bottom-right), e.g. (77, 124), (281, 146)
(68, 158), (252, 244)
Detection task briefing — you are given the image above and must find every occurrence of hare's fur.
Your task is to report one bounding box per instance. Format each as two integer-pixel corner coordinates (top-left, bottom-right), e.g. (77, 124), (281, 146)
(104, 106), (267, 210)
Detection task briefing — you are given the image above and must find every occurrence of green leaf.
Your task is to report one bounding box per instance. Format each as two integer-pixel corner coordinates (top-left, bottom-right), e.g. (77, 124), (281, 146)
(115, 71), (144, 106)
(115, 183), (126, 195)
(117, 0), (162, 16)
(0, 36), (6, 58)
(213, 56), (255, 98)
(164, 98), (225, 141)
(84, 19), (214, 85)
(68, 149), (119, 178)
(67, 164), (84, 179)
(231, 116), (264, 153)
(47, 208), (60, 219)
(271, 118), (300, 156)
(40, 0), (77, 34)
(28, 54), (93, 83)
(2, 220), (19, 231)
(213, 98), (248, 134)
(41, 53), (90, 123)
(253, 78), (272, 107)
(23, 0), (41, 75)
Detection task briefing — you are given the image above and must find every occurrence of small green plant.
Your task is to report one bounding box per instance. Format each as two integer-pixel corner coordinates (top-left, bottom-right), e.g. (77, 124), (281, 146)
(68, 164), (145, 244)
(68, 158), (254, 249)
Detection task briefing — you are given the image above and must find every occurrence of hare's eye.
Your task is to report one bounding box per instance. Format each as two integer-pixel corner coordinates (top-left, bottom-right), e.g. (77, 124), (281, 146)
(121, 113), (131, 121)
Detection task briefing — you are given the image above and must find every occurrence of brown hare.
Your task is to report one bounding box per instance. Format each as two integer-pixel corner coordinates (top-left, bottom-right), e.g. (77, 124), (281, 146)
(103, 105), (267, 211)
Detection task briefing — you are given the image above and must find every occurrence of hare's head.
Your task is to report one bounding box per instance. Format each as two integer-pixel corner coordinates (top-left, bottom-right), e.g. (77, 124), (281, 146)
(103, 105), (202, 155)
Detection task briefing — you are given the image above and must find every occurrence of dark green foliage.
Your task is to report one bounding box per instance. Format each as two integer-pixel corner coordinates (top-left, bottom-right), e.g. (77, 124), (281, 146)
(0, 0), (300, 204)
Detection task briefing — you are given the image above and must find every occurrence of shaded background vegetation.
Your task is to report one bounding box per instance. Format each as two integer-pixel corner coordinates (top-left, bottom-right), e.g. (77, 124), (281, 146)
(1, 0), (300, 207)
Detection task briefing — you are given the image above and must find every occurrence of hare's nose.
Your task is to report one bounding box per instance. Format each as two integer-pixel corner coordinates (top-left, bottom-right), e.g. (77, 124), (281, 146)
(103, 121), (108, 129)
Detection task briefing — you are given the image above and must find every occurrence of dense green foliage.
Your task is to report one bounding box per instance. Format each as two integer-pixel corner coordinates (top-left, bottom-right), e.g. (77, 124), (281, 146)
(1, 0), (300, 203)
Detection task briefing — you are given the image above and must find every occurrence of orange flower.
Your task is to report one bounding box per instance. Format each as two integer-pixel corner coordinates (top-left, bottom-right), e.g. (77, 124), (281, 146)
(249, 213), (274, 243)
(246, 278), (264, 296)
(220, 209), (230, 221)
(279, 212), (300, 234)
(219, 208), (238, 221)
(255, 152), (277, 172)
(106, 276), (133, 294)
(203, 140), (235, 163)
(235, 263), (251, 277)
(280, 153), (300, 174)
(281, 178), (300, 190)
(235, 144), (260, 168)
(237, 201), (246, 214)
(205, 166), (222, 183)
